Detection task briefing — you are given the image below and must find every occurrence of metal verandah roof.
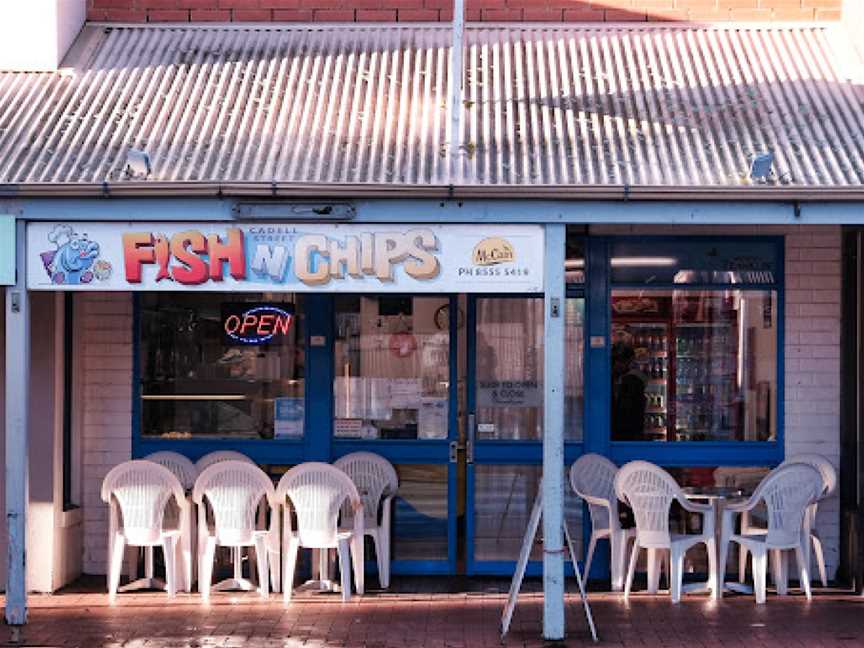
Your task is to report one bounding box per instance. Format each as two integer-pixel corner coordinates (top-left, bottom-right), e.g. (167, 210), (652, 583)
(0, 22), (863, 194)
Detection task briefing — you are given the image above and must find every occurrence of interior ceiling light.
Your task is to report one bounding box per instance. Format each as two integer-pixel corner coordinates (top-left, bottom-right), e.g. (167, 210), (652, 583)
(611, 257), (678, 267)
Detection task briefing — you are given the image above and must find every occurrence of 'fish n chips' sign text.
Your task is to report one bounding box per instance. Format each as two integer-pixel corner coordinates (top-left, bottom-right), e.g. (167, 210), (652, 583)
(26, 222), (544, 293)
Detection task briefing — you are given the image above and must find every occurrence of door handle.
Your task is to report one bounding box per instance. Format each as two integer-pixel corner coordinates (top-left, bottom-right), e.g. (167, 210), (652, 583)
(467, 413), (476, 464)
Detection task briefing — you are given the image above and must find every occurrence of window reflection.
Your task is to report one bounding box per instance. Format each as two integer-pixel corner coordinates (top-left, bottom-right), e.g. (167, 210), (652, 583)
(140, 293), (305, 439)
(334, 296), (450, 440)
(611, 290), (777, 442)
(475, 298), (584, 442)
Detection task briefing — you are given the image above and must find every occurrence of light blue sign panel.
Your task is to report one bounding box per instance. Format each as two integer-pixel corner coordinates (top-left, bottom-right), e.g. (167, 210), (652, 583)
(0, 215), (14, 286)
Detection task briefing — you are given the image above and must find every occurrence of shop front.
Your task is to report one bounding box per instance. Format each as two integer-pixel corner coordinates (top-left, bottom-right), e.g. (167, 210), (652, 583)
(17, 215), (800, 581)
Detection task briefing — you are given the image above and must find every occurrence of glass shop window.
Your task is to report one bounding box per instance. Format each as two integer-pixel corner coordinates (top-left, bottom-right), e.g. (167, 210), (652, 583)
(140, 293), (305, 440)
(610, 289), (778, 442)
(565, 234), (585, 285)
(610, 239), (779, 285)
(334, 296), (450, 440)
(608, 239), (781, 443)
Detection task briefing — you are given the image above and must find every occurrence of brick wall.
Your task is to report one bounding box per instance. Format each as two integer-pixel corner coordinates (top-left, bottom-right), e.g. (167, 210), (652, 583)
(784, 226), (842, 576)
(86, 0), (843, 24)
(79, 293), (134, 575)
(76, 225), (843, 577)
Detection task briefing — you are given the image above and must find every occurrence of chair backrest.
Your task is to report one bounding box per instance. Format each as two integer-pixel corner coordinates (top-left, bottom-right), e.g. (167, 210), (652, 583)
(277, 462), (362, 548)
(101, 460), (185, 544)
(614, 460), (686, 547)
(570, 454), (619, 533)
(334, 452), (398, 528)
(194, 450), (254, 473)
(749, 463), (824, 547)
(192, 460), (275, 545)
(781, 453), (837, 499)
(145, 451), (198, 490)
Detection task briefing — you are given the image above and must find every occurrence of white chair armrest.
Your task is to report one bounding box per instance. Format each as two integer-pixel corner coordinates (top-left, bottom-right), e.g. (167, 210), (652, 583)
(676, 495), (712, 514)
(724, 499), (756, 514)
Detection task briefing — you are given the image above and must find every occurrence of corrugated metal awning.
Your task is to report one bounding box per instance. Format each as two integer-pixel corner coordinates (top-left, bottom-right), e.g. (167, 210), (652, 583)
(0, 23), (863, 194)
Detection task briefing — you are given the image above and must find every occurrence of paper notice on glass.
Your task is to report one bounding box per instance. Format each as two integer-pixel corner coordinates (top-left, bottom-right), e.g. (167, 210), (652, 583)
(274, 397), (304, 438)
(334, 377), (392, 419)
(390, 378), (420, 409)
(419, 397), (448, 439)
(335, 376), (364, 418)
(335, 418), (363, 437)
(476, 380), (542, 408)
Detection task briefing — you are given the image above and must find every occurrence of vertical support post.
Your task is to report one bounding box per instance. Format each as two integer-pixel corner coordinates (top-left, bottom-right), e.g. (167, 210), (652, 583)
(5, 219), (29, 626)
(448, 0), (465, 183)
(542, 223), (566, 640)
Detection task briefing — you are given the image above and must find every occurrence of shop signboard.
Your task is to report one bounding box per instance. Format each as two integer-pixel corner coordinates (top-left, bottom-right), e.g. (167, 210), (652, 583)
(0, 215), (14, 286)
(26, 222), (544, 293)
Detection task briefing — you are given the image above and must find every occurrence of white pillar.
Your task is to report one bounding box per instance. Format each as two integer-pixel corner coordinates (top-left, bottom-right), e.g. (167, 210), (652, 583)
(5, 219), (29, 625)
(542, 223), (565, 640)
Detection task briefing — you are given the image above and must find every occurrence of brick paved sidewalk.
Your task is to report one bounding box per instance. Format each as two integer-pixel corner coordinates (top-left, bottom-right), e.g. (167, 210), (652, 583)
(2, 578), (863, 647)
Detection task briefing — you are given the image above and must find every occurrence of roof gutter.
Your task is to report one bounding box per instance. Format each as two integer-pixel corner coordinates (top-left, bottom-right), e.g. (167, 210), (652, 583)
(1, 182), (864, 202)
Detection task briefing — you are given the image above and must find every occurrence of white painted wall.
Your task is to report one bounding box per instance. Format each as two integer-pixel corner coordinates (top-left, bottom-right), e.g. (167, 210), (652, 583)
(72, 226), (844, 579)
(0, 0), (86, 72)
(78, 294), (133, 575)
(0, 292), (83, 592)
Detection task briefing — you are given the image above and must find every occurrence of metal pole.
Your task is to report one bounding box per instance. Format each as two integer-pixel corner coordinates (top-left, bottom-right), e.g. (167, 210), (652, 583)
(542, 223), (566, 640)
(448, 0), (465, 183)
(5, 218), (29, 628)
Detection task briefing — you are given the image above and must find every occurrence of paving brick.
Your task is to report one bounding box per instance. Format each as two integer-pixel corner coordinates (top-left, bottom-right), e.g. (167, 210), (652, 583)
(6, 584), (864, 648)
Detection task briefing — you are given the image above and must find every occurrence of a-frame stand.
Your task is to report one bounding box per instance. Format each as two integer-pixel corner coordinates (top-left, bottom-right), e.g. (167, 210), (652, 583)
(500, 490), (598, 643)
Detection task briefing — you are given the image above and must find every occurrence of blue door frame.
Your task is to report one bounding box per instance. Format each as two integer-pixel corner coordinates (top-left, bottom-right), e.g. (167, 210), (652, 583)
(131, 234), (786, 579)
(330, 294), (460, 576)
(464, 293), (587, 577)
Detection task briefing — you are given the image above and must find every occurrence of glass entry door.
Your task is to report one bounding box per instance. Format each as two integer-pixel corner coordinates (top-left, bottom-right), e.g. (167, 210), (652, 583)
(466, 296), (585, 574)
(332, 295), (458, 574)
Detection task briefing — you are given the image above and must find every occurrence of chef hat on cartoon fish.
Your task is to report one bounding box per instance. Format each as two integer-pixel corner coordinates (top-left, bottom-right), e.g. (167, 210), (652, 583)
(48, 224), (74, 248)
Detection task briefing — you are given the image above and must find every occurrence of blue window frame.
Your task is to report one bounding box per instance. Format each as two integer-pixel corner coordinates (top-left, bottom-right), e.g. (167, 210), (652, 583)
(128, 231), (786, 580)
(591, 235), (785, 469)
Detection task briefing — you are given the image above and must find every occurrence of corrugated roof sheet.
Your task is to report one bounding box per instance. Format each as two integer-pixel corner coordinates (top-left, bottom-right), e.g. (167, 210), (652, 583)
(0, 23), (862, 189)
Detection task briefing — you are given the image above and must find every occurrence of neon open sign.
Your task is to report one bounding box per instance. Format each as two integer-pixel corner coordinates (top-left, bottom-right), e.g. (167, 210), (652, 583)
(222, 304), (295, 345)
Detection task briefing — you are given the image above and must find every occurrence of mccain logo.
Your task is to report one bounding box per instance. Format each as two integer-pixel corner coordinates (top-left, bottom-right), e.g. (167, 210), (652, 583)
(472, 238), (515, 266)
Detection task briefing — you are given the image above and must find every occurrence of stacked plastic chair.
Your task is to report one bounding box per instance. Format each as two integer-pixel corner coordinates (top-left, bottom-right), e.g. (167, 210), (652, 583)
(719, 462), (823, 603)
(334, 452), (399, 588)
(193, 460), (278, 599)
(569, 453), (635, 591)
(143, 451), (198, 591)
(101, 460), (188, 599)
(277, 462), (365, 602)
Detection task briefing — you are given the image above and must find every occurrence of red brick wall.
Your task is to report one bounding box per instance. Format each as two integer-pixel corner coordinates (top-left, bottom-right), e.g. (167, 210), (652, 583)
(87, 0), (842, 23)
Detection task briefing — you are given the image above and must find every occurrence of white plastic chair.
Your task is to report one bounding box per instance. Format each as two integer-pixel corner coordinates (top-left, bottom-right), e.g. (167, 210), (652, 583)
(101, 460), (188, 599)
(194, 450), (255, 473)
(276, 462), (365, 602)
(194, 451), (265, 587)
(144, 451), (198, 591)
(782, 454), (837, 587)
(569, 454), (635, 591)
(614, 460), (717, 603)
(719, 462), (823, 604)
(737, 456), (837, 588)
(334, 452), (398, 589)
(193, 460), (278, 599)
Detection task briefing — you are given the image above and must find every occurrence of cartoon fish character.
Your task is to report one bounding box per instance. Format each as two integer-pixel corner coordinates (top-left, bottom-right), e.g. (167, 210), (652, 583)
(154, 234), (173, 282)
(48, 235), (100, 284)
